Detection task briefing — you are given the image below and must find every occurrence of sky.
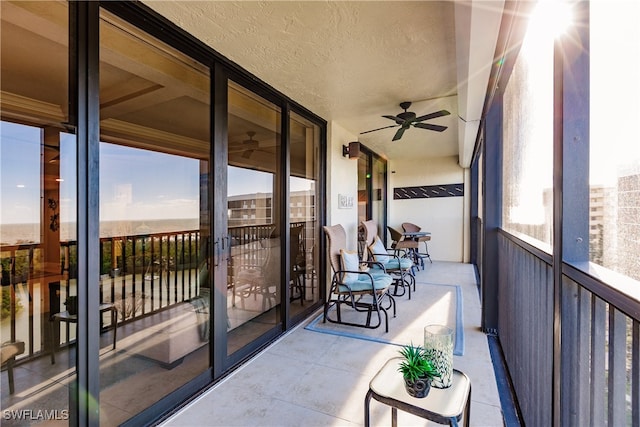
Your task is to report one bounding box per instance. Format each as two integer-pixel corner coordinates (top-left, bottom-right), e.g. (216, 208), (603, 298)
(1, 1), (638, 226)
(590, 0), (640, 185)
(1, 122), (47, 224)
(521, 0), (640, 189)
(1, 121), (313, 225)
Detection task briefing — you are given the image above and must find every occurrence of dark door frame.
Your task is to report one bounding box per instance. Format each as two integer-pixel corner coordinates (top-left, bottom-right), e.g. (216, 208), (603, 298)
(357, 144), (388, 244)
(73, 2), (328, 424)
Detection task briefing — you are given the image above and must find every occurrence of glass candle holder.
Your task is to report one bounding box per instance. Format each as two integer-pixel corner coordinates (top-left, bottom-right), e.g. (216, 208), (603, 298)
(424, 324), (454, 388)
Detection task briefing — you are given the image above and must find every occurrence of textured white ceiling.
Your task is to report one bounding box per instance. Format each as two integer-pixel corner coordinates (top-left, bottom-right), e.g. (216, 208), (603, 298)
(144, 1), (504, 165)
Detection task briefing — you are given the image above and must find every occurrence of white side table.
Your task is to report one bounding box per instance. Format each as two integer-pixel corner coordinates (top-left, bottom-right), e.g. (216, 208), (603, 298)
(365, 357), (471, 427)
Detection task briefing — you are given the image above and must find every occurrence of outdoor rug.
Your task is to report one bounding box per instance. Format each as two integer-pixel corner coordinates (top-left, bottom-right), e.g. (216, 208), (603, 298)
(304, 282), (464, 355)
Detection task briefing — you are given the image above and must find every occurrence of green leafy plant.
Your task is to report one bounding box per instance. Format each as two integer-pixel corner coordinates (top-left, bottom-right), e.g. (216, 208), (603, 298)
(398, 343), (440, 382)
(1, 288), (23, 320)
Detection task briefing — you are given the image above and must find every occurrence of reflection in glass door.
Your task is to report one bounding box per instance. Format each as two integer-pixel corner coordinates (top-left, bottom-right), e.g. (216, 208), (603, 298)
(98, 10), (211, 424)
(227, 82), (282, 356)
(1, 2), (75, 422)
(357, 150), (371, 226)
(357, 145), (387, 247)
(289, 112), (321, 315)
(371, 155), (387, 236)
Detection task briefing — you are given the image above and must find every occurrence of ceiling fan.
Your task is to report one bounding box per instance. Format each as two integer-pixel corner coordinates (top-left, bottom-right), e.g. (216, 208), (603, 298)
(360, 101), (450, 141)
(240, 131), (258, 158)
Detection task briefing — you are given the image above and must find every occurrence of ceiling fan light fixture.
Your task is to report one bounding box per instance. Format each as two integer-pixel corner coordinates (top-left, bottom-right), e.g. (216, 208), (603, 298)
(243, 131), (259, 149)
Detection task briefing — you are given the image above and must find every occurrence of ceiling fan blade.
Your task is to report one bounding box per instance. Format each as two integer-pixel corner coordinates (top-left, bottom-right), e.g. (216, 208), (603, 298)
(413, 123), (448, 132)
(382, 115), (404, 125)
(413, 110), (451, 122)
(392, 127), (407, 141)
(360, 124), (399, 135)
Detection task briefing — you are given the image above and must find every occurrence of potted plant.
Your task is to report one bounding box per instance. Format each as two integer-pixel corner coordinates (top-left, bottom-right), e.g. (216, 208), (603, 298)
(398, 343), (440, 398)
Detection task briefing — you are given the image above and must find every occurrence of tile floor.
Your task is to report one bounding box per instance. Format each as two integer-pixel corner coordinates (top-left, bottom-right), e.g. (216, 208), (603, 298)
(160, 262), (505, 426)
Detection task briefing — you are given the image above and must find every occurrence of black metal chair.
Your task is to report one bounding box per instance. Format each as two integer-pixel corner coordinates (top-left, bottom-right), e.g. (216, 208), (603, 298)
(290, 223), (307, 304)
(323, 224), (396, 332)
(232, 228), (279, 311)
(361, 220), (416, 299)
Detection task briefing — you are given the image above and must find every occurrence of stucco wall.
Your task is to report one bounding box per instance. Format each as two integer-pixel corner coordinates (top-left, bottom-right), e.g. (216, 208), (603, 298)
(327, 126), (468, 262)
(388, 155), (467, 262)
(326, 121), (360, 251)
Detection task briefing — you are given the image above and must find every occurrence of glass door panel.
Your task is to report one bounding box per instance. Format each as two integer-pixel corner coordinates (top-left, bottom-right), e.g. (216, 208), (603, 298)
(98, 10), (210, 424)
(1, 1), (74, 422)
(357, 150), (371, 256)
(289, 112), (321, 314)
(357, 147), (387, 251)
(227, 82), (282, 356)
(357, 150), (371, 225)
(371, 155), (387, 238)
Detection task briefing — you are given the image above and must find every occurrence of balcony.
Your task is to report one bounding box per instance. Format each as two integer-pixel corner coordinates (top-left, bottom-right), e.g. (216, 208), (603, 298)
(2, 226), (513, 425)
(2, 1), (639, 425)
(1, 251), (509, 426)
(1, 222), (316, 425)
(160, 261), (508, 426)
(4, 217), (640, 426)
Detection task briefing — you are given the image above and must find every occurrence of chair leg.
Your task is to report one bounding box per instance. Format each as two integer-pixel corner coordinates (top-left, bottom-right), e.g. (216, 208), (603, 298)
(7, 358), (15, 394)
(401, 270), (411, 300)
(381, 306), (389, 333)
(424, 241), (432, 263)
(382, 293), (397, 317)
(49, 320), (56, 365)
(290, 274), (304, 305)
(417, 250), (425, 270)
(323, 301), (331, 323)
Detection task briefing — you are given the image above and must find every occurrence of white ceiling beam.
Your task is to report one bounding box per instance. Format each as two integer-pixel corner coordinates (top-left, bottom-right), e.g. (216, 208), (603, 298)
(455, 0), (504, 168)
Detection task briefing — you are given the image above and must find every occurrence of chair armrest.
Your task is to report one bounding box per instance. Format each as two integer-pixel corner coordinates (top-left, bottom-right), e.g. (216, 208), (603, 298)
(361, 260), (387, 272)
(370, 250), (401, 260)
(332, 268), (378, 291)
(333, 268), (362, 280)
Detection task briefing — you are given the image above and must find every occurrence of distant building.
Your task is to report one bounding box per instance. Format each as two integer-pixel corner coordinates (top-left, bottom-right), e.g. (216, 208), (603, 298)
(617, 173), (640, 281)
(228, 189), (316, 228)
(588, 172), (640, 282)
(589, 185), (611, 266)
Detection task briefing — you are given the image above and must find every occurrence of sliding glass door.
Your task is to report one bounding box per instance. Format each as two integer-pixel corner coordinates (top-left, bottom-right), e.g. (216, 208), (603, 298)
(289, 112), (322, 317)
(1, 1), (75, 421)
(97, 9), (211, 424)
(357, 145), (387, 246)
(1, 2), (325, 423)
(226, 81), (282, 356)
(371, 154), (387, 234)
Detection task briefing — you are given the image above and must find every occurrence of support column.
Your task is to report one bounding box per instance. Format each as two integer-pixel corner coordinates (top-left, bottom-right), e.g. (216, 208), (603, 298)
(482, 97), (503, 333)
(42, 127), (62, 277)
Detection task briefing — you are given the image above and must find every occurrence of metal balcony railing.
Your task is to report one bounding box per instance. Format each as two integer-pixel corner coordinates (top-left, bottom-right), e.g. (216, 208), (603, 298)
(498, 230), (640, 426)
(1, 221), (314, 363)
(1, 229), (201, 360)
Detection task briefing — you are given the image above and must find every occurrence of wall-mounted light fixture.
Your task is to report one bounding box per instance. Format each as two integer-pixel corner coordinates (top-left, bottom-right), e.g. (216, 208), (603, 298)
(342, 141), (360, 159)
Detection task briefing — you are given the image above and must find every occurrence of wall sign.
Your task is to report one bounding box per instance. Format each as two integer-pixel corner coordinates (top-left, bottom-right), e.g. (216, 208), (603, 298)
(393, 183), (464, 200)
(338, 194), (354, 209)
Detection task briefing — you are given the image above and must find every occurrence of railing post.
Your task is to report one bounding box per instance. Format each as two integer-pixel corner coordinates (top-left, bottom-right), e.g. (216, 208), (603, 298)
(554, 3), (591, 425)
